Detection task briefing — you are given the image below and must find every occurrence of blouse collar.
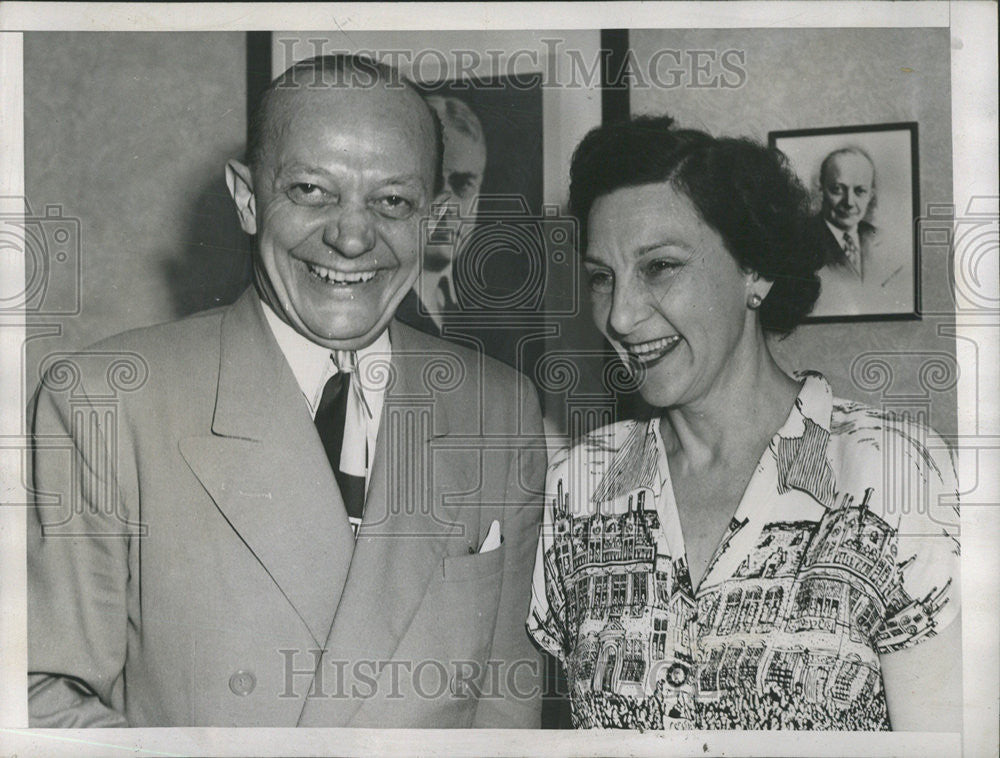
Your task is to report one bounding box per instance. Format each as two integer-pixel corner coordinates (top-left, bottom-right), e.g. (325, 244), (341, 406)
(648, 371), (838, 508)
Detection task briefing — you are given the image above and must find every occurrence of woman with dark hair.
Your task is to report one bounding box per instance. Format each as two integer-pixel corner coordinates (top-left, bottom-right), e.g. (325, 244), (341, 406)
(527, 116), (960, 731)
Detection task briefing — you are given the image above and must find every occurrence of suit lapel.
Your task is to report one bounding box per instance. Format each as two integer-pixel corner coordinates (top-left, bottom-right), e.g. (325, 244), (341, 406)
(817, 217), (847, 267)
(178, 290), (355, 647)
(394, 288), (443, 339)
(297, 321), (472, 726)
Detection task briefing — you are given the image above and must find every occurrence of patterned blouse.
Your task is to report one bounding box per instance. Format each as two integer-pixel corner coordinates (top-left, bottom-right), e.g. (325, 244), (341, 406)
(527, 373), (960, 730)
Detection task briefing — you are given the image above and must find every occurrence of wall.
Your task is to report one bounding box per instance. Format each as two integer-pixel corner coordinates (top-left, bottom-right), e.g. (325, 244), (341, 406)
(24, 32), (251, 392)
(629, 27), (956, 436)
(21, 29), (958, 437)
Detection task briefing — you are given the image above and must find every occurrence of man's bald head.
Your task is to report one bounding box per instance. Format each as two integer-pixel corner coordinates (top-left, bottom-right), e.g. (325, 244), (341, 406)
(247, 54), (444, 194)
(819, 147), (876, 193)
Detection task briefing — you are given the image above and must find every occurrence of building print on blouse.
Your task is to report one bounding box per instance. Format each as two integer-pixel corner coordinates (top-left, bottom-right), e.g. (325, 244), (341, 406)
(538, 423), (954, 729)
(545, 473), (699, 724)
(694, 486), (952, 728)
(530, 375), (959, 729)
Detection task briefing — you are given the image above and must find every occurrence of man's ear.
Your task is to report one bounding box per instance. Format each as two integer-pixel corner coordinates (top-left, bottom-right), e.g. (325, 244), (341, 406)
(225, 159), (257, 235)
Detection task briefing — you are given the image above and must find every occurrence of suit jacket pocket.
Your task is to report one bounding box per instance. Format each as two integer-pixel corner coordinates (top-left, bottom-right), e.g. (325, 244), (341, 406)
(374, 547), (505, 727)
(441, 544), (505, 583)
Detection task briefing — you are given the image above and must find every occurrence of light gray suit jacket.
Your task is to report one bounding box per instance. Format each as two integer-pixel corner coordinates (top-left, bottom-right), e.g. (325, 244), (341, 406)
(27, 289), (545, 727)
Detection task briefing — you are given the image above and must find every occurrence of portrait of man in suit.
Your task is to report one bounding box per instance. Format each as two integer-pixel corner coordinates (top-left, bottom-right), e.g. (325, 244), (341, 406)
(399, 95), (487, 336)
(27, 54), (545, 728)
(393, 79), (549, 374)
(802, 142), (913, 318)
(811, 146), (879, 280)
(773, 123), (921, 320)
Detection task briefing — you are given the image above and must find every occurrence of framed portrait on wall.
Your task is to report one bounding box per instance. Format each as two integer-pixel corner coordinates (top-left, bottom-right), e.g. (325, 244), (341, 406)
(770, 122), (920, 322)
(404, 73), (547, 368)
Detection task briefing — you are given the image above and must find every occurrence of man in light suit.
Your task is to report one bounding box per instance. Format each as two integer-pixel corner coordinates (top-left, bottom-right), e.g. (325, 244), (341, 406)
(28, 55), (545, 728)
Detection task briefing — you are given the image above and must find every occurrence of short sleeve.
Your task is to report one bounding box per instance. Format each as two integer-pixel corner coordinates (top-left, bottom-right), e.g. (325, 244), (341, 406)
(526, 450), (571, 664)
(873, 419), (960, 655)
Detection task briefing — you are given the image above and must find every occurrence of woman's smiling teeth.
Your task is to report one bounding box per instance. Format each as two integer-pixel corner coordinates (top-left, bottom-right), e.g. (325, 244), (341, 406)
(307, 262), (378, 284)
(624, 335), (682, 364)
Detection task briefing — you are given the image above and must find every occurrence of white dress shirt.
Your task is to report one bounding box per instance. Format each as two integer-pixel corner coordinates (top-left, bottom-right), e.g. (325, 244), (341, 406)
(262, 302), (389, 491)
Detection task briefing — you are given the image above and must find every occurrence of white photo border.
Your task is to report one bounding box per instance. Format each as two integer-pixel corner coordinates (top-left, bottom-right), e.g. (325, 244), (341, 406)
(1, 3), (996, 757)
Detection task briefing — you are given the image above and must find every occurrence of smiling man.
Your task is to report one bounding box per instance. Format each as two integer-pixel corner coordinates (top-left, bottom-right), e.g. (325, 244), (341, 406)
(27, 55), (545, 728)
(810, 147), (879, 280)
(804, 145), (910, 317)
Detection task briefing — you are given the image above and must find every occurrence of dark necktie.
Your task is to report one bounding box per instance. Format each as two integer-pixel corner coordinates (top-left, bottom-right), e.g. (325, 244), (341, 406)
(314, 367), (366, 526)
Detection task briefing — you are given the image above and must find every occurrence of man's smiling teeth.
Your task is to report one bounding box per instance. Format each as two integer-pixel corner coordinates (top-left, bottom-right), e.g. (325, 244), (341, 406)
(307, 262), (377, 284)
(625, 336), (681, 358)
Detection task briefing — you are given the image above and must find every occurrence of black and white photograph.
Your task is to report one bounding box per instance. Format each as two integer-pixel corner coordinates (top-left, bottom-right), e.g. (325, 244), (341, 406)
(0, 4), (996, 757)
(770, 123), (921, 321)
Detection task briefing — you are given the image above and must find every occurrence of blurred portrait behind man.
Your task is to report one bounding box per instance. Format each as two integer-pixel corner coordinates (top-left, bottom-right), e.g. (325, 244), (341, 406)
(398, 94), (487, 335)
(27, 54), (544, 729)
(394, 84), (549, 374)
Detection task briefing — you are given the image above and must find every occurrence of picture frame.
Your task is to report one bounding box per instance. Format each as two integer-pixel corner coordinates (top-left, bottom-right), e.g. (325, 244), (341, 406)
(769, 122), (920, 322)
(406, 72), (547, 371)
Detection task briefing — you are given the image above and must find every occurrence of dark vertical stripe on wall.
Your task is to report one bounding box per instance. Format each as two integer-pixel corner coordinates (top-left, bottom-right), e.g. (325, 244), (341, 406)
(600, 29), (630, 124)
(246, 31), (273, 147)
(599, 29), (645, 423)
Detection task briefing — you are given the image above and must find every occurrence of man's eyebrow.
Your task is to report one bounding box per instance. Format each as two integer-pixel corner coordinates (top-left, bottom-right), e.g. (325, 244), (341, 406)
(273, 163), (334, 178)
(271, 165), (426, 190)
(376, 174), (425, 187)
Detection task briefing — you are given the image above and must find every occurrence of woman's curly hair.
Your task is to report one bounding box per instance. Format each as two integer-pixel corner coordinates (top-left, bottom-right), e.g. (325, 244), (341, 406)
(569, 115), (823, 335)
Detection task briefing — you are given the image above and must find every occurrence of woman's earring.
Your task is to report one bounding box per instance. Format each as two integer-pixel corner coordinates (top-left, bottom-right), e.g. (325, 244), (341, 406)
(747, 293), (763, 310)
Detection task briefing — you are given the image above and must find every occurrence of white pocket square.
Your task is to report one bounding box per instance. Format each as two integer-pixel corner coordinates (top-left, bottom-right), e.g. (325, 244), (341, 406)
(479, 519), (502, 553)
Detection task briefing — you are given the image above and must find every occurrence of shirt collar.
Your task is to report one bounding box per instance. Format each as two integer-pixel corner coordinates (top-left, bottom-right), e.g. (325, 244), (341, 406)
(778, 370), (833, 436)
(261, 300), (392, 415)
(825, 219), (859, 251)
